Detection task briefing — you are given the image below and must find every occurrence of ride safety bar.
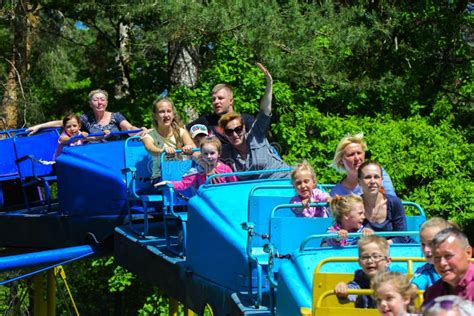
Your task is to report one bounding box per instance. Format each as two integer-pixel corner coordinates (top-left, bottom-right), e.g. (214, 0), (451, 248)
(68, 129), (143, 144)
(299, 231), (420, 252)
(313, 256), (427, 278)
(206, 167), (294, 184)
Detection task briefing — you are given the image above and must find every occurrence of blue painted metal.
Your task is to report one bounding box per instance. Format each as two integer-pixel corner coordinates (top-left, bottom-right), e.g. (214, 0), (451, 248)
(11, 128), (60, 211)
(0, 245), (100, 272)
(0, 131), (21, 208)
(0, 131), (145, 248)
(0, 129), (428, 315)
(0, 130), (22, 181)
(275, 242), (425, 315)
(122, 135), (161, 235)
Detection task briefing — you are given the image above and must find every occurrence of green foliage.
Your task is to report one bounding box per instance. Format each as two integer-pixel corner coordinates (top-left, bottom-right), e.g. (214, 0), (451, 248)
(170, 37), (262, 123)
(64, 257), (156, 315)
(138, 293), (169, 316)
(0, 1), (472, 313)
(274, 104), (472, 226)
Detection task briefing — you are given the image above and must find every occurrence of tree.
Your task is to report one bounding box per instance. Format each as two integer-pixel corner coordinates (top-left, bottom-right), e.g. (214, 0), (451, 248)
(1, 0), (41, 129)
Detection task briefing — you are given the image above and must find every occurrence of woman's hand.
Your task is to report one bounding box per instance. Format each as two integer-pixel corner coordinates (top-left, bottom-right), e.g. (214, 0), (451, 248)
(138, 128), (151, 139)
(182, 145), (193, 155)
(27, 125), (41, 136)
(165, 147), (176, 156)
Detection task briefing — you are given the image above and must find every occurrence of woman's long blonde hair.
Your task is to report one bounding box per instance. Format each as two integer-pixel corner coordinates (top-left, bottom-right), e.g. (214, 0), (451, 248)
(152, 98), (185, 148)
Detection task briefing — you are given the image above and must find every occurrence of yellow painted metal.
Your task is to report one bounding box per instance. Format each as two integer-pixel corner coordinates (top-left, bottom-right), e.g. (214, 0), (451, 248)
(169, 298), (179, 316)
(33, 273), (47, 316)
(300, 307), (311, 316)
(203, 303), (214, 316)
(309, 257), (429, 316)
(47, 269), (56, 316)
(311, 287), (425, 315)
(57, 266), (80, 315)
(314, 257), (427, 279)
(312, 306), (380, 316)
(313, 273), (353, 308)
(184, 306), (197, 316)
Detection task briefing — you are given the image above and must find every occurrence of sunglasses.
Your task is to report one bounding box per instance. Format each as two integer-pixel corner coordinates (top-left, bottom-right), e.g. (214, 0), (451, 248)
(224, 125), (244, 136)
(423, 298), (455, 311)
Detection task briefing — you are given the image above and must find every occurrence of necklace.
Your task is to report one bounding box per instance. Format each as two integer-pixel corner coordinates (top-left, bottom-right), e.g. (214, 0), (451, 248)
(365, 194), (387, 223)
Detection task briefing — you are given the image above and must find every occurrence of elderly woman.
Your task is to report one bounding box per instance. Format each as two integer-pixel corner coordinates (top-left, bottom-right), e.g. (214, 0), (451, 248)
(330, 133), (396, 197)
(358, 160), (413, 244)
(218, 63), (289, 180)
(27, 89), (144, 136)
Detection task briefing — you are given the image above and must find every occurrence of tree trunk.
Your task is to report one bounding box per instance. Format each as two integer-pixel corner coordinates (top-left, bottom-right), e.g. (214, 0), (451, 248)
(168, 41), (199, 88)
(168, 41), (200, 121)
(1, 1), (40, 129)
(114, 19), (131, 100)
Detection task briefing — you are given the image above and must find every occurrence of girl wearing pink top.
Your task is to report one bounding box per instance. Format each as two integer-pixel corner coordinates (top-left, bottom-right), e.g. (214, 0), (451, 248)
(155, 136), (237, 190)
(54, 113), (89, 160)
(290, 161), (331, 217)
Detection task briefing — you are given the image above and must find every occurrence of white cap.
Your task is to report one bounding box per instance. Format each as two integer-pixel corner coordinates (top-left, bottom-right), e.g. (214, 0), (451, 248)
(190, 124), (209, 138)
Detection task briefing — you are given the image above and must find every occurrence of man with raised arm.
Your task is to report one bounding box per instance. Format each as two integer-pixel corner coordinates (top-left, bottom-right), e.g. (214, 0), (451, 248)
(186, 84), (254, 145)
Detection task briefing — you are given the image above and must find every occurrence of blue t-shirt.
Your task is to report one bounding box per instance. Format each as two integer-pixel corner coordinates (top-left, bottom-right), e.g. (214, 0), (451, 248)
(411, 263), (440, 290)
(330, 167), (396, 197)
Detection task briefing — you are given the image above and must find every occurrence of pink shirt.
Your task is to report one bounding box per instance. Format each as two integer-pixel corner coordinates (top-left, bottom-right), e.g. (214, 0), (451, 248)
(171, 161), (237, 191)
(424, 262), (474, 303)
(290, 188), (330, 217)
(54, 131), (85, 160)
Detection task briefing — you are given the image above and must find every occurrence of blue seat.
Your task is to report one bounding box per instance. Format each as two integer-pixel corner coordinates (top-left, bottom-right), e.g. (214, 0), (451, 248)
(0, 132), (20, 207)
(122, 136), (163, 235)
(122, 136), (197, 254)
(403, 201), (426, 242)
(158, 151), (197, 256)
(13, 128), (59, 210)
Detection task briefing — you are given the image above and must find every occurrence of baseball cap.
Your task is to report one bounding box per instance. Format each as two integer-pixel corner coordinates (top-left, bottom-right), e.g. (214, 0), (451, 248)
(190, 124), (209, 138)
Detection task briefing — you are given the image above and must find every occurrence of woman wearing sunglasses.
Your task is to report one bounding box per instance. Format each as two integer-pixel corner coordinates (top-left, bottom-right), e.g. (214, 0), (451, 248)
(218, 63), (289, 180)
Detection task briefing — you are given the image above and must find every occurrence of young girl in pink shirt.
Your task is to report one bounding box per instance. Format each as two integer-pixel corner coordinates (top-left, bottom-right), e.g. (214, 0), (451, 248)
(155, 136), (237, 190)
(323, 194), (373, 246)
(290, 161), (331, 217)
(53, 113), (89, 160)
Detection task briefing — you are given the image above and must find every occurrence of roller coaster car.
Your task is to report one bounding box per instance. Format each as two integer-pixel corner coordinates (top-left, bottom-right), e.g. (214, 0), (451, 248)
(298, 256), (427, 316)
(0, 128), (59, 211)
(0, 130), (146, 248)
(115, 148), (427, 316)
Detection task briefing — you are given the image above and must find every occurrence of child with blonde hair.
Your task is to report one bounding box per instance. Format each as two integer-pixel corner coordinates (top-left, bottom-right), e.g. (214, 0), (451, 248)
(335, 235), (391, 308)
(411, 217), (458, 290)
(372, 271), (418, 316)
(155, 136), (237, 190)
(322, 194), (373, 247)
(290, 161), (331, 217)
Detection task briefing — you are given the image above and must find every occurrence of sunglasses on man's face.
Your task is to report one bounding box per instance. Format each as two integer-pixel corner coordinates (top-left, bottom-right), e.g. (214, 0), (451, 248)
(224, 125), (244, 136)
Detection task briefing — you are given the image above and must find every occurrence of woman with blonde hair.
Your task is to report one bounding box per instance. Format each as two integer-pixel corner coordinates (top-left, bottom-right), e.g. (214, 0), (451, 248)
(330, 133), (396, 197)
(142, 97), (197, 181)
(27, 89), (144, 136)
